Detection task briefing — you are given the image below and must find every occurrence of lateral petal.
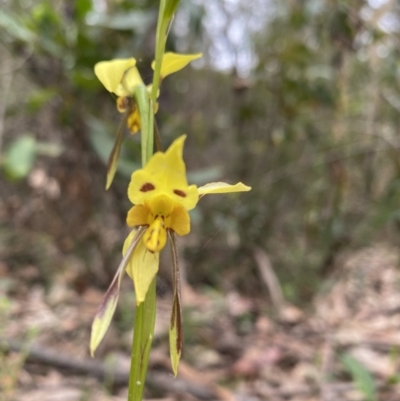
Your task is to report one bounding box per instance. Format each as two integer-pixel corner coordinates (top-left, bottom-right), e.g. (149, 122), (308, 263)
(152, 52), (202, 79)
(198, 182), (251, 196)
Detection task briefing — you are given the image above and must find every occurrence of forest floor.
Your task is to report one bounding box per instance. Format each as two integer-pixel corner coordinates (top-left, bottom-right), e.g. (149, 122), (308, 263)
(2, 242), (400, 401)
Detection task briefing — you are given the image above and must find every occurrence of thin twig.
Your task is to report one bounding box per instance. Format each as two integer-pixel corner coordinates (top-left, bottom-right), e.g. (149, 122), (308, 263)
(0, 44), (14, 153)
(253, 247), (285, 313)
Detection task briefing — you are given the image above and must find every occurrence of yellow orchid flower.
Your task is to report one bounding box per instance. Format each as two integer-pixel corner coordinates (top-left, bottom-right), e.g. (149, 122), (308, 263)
(90, 135), (251, 374)
(125, 134), (249, 267)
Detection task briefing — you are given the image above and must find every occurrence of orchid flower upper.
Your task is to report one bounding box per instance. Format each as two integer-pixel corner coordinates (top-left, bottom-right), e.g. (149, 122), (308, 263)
(94, 52), (202, 190)
(94, 52), (202, 134)
(90, 135), (251, 374)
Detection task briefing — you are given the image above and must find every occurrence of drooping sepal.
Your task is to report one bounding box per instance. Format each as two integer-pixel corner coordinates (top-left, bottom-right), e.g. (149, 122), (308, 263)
(90, 227), (146, 356)
(169, 291), (182, 376)
(105, 100), (132, 190)
(168, 231), (183, 376)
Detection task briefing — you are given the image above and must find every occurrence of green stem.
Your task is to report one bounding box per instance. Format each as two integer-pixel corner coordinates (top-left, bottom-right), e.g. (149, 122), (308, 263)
(127, 3), (173, 400)
(151, 0), (168, 108)
(134, 85), (150, 167)
(127, 277), (157, 401)
(147, 99), (154, 163)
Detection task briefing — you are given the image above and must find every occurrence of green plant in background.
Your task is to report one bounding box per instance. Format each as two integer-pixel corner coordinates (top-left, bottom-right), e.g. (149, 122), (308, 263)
(88, 1), (250, 400)
(341, 353), (377, 401)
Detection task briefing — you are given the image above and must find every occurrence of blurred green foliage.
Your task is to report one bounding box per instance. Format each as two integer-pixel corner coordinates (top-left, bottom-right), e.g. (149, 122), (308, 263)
(1, 0), (400, 304)
(341, 353), (377, 401)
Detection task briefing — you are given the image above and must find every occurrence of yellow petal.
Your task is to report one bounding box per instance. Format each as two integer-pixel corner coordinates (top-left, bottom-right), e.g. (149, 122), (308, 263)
(152, 52), (202, 79)
(127, 204), (150, 227)
(170, 205), (190, 236)
(128, 135), (199, 211)
(95, 58), (136, 96)
(198, 182), (251, 196)
(123, 233), (160, 305)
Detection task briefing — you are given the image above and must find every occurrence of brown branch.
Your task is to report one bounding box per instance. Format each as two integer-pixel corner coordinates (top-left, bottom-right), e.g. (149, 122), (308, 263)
(0, 339), (219, 400)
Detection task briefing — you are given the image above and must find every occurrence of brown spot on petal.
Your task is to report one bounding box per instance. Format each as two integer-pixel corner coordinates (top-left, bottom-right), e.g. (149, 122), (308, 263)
(174, 189), (186, 197)
(140, 183), (155, 192)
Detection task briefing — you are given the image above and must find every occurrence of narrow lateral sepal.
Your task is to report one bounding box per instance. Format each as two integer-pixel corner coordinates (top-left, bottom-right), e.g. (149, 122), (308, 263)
(168, 231), (183, 376)
(105, 101), (132, 190)
(90, 227), (145, 356)
(169, 292), (182, 376)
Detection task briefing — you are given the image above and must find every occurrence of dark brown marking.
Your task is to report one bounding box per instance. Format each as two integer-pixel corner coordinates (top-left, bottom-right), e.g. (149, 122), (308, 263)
(140, 183), (155, 192)
(173, 189), (186, 197)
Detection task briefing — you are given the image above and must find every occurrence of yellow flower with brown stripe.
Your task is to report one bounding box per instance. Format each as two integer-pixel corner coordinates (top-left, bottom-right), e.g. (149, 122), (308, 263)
(90, 135), (250, 375)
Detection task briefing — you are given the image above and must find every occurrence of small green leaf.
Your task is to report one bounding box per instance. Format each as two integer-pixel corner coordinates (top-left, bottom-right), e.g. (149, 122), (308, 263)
(0, 10), (35, 42)
(341, 353), (377, 401)
(3, 135), (37, 180)
(90, 228), (145, 356)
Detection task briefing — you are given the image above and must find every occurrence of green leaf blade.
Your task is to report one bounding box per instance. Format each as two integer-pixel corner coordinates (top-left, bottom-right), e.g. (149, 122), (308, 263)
(341, 354), (377, 401)
(3, 135), (37, 180)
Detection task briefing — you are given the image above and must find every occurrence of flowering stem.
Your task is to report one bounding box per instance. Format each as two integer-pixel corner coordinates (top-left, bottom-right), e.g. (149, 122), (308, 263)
(151, 0), (168, 108)
(127, 2), (175, 400)
(128, 277), (157, 401)
(147, 99), (154, 163)
(134, 85), (150, 167)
